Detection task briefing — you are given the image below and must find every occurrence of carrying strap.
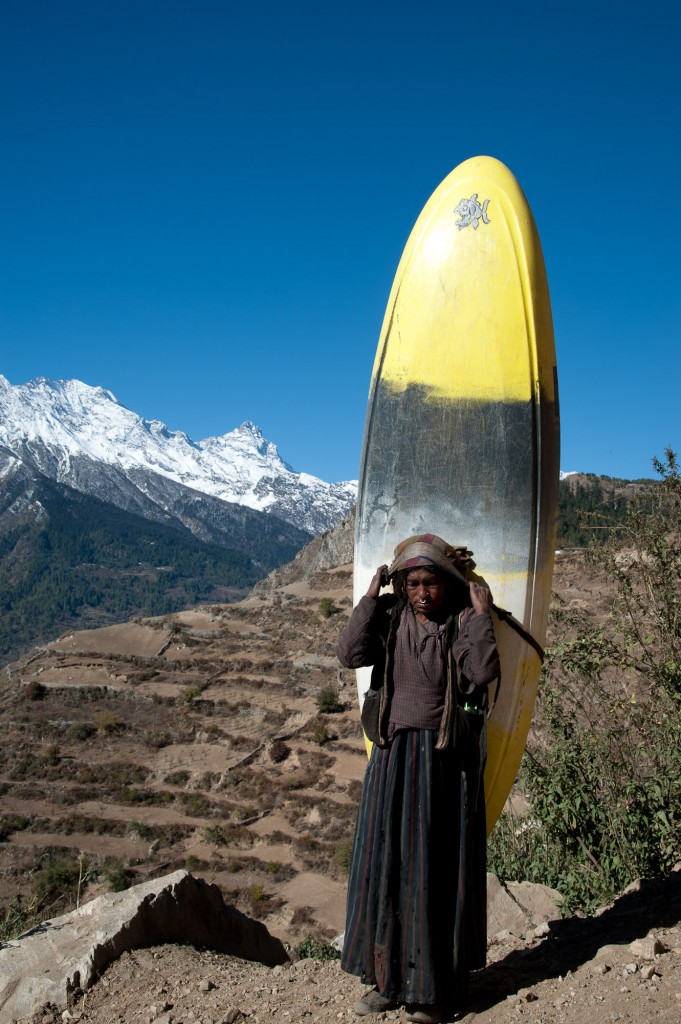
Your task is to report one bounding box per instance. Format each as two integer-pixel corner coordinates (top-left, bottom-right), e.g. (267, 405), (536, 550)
(482, 606), (545, 719)
(491, 603), (545, 663)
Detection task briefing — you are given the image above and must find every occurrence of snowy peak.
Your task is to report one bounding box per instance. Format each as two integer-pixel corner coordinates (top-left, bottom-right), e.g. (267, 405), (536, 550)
(0, 376), (357, 535)
(203, 420), (292, 473)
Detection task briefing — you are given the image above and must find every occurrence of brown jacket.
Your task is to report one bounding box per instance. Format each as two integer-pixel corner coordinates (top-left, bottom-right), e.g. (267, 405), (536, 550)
(338, 595), (500, 748)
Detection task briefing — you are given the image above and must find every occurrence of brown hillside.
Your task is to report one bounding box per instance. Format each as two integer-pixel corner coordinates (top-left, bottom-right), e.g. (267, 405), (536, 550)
(0, 542), (612, 943)
(3, 542), (681, 1024)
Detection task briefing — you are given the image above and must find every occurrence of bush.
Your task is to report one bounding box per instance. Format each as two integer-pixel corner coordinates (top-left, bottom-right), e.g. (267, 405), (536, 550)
(269, 739), (290, 764)
(101, 858), (131, 892)
(68, 722), (97, 741)
(0, 893), (36, 942)
(333, 838), (353, 874)
(22, 681), (47, 701)
(179, 792), (213, 816)
(203, 824), (235, 847)
(318, 598), (337, 619)
(247, 883), (265, 907)
(312, 721), (330, 746)
(33, 856), (81, 911)
(0, 815), (30, 842)
(94, 711), (125, 736)
(42, 745), (60, 766)
(295, 936), (340, 961)
(489, 450), (681, 914)
(128, 820), (152, 840)
(316, 685), (342, 714)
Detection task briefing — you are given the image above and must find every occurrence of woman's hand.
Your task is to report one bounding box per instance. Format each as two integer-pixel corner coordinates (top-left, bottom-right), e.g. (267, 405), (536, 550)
(469, 581), (493, 615)
(366, 565), (388, 599)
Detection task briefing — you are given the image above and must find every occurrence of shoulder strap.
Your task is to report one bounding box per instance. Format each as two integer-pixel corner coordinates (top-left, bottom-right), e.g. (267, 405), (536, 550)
(491, 603), (545, 663)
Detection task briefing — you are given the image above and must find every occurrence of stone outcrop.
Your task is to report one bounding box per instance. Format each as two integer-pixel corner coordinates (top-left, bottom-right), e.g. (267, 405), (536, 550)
(486, 873), (563, 939)
(0, 871), (288, 1024)
(253, 510), (355, 593)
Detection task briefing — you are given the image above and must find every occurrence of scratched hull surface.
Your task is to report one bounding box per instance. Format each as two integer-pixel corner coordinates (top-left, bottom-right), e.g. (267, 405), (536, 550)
(354, 156), (559, 831)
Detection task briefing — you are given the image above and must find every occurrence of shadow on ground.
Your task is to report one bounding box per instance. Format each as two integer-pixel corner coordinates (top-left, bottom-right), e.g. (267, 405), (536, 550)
(470, 870), (681, 1012)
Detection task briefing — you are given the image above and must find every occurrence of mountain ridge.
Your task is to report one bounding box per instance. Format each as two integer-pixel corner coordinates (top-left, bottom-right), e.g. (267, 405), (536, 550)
(0, 375), (357, 536)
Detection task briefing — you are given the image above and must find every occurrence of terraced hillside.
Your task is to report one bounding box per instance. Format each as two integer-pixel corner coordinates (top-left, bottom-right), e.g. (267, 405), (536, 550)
(0, 559), (363, 945)
(0, 536), (602, 947)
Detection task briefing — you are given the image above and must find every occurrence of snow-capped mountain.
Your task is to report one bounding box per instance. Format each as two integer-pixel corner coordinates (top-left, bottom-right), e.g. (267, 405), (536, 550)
(0, 376), (357, 536)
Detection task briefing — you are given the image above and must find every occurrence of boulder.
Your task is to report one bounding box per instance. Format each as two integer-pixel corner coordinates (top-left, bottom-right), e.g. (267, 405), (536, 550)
(0, 870), (288, 1024)
(487, 873), (563, 939)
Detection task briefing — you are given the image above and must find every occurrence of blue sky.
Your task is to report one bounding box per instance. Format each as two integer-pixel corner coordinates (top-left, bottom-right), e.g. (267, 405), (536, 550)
(1, 0), (679, 483)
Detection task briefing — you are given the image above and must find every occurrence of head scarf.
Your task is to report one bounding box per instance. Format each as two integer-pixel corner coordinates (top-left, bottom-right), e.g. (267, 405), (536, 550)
(388, 533), (475, 586)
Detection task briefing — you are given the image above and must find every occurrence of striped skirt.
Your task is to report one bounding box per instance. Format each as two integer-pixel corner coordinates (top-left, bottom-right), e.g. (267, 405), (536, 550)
(341, 726), (487, 1008)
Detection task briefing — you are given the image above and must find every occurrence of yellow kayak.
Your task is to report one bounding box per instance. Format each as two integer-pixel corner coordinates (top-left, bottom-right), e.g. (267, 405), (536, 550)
(354, 155), (559, 832)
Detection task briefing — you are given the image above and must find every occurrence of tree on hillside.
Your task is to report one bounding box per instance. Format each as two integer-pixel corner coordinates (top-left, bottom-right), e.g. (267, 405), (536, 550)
(490, 449), (681, 913)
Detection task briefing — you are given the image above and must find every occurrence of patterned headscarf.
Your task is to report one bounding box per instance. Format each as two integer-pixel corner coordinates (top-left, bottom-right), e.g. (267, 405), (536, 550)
(388, 533), (475, 585)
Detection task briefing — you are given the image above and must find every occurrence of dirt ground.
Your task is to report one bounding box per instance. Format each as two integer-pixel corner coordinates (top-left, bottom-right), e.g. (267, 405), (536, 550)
(21, 869), (681, 1024)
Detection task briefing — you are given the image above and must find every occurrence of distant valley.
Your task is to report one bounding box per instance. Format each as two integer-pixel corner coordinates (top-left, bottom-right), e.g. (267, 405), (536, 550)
(0, 374), (657, 666)
(0, 375), (356, 664)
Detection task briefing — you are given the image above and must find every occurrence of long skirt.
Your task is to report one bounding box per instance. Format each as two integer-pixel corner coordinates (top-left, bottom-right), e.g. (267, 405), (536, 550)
(341, 727), (487, 1009)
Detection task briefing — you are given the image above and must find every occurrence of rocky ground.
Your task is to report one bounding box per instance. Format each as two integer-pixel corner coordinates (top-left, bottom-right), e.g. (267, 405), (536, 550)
(22, 867), (681, 1024)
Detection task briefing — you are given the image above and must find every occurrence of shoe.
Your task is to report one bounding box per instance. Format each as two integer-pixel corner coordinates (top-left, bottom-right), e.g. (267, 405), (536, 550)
(404, 1006), (444, 1024)
(353, 988), (399, 1016)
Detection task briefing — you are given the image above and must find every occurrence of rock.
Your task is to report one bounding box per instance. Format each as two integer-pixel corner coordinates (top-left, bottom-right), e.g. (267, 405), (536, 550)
(486, 873), (562, 938)
(198, 980), (215, 993)
(629, 936), (665, 959)
(219, 1012), (243, 1024)
(0, 871), (288, 1023)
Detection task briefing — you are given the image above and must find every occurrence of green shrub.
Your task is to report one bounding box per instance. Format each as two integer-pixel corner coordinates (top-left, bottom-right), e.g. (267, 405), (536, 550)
(164, 770), (191, 787)
(95, 711), (125, 736)
(185, 855), (207, 870)
(33, 856), (81, 910)
(247, 883), (265, 906)
(0, 892), (40, 942)
(179, 792), (213, 816)
(128, 820), (152, 840)
(318, 598), (337, 619)
(68, 722), (97, 741)
(316, 685), (342, 713)
(333, 838), (353, 874)
(295, 936), (340, 961)
(490, 450), (681, 914)
(312, 721), (330, 746)
(0, 815), (30, 842)
(269, 739), (290, 764)
(100, 858), (131, 892)
(203, 824), (234, 846)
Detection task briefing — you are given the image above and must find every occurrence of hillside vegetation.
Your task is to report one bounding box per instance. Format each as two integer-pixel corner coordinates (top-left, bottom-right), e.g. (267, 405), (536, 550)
(0, 477), (309, 666)
(491, 450), (681, 912)
(0, 471), (655, 667)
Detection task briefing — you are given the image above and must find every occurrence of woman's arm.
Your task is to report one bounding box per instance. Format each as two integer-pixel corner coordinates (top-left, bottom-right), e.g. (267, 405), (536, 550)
(337, 566), (389, 668)
(453, 583), (500, 687)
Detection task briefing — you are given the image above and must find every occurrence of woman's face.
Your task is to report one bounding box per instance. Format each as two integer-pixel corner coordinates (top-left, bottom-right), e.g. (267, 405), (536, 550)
(404, 567), (448, 619)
